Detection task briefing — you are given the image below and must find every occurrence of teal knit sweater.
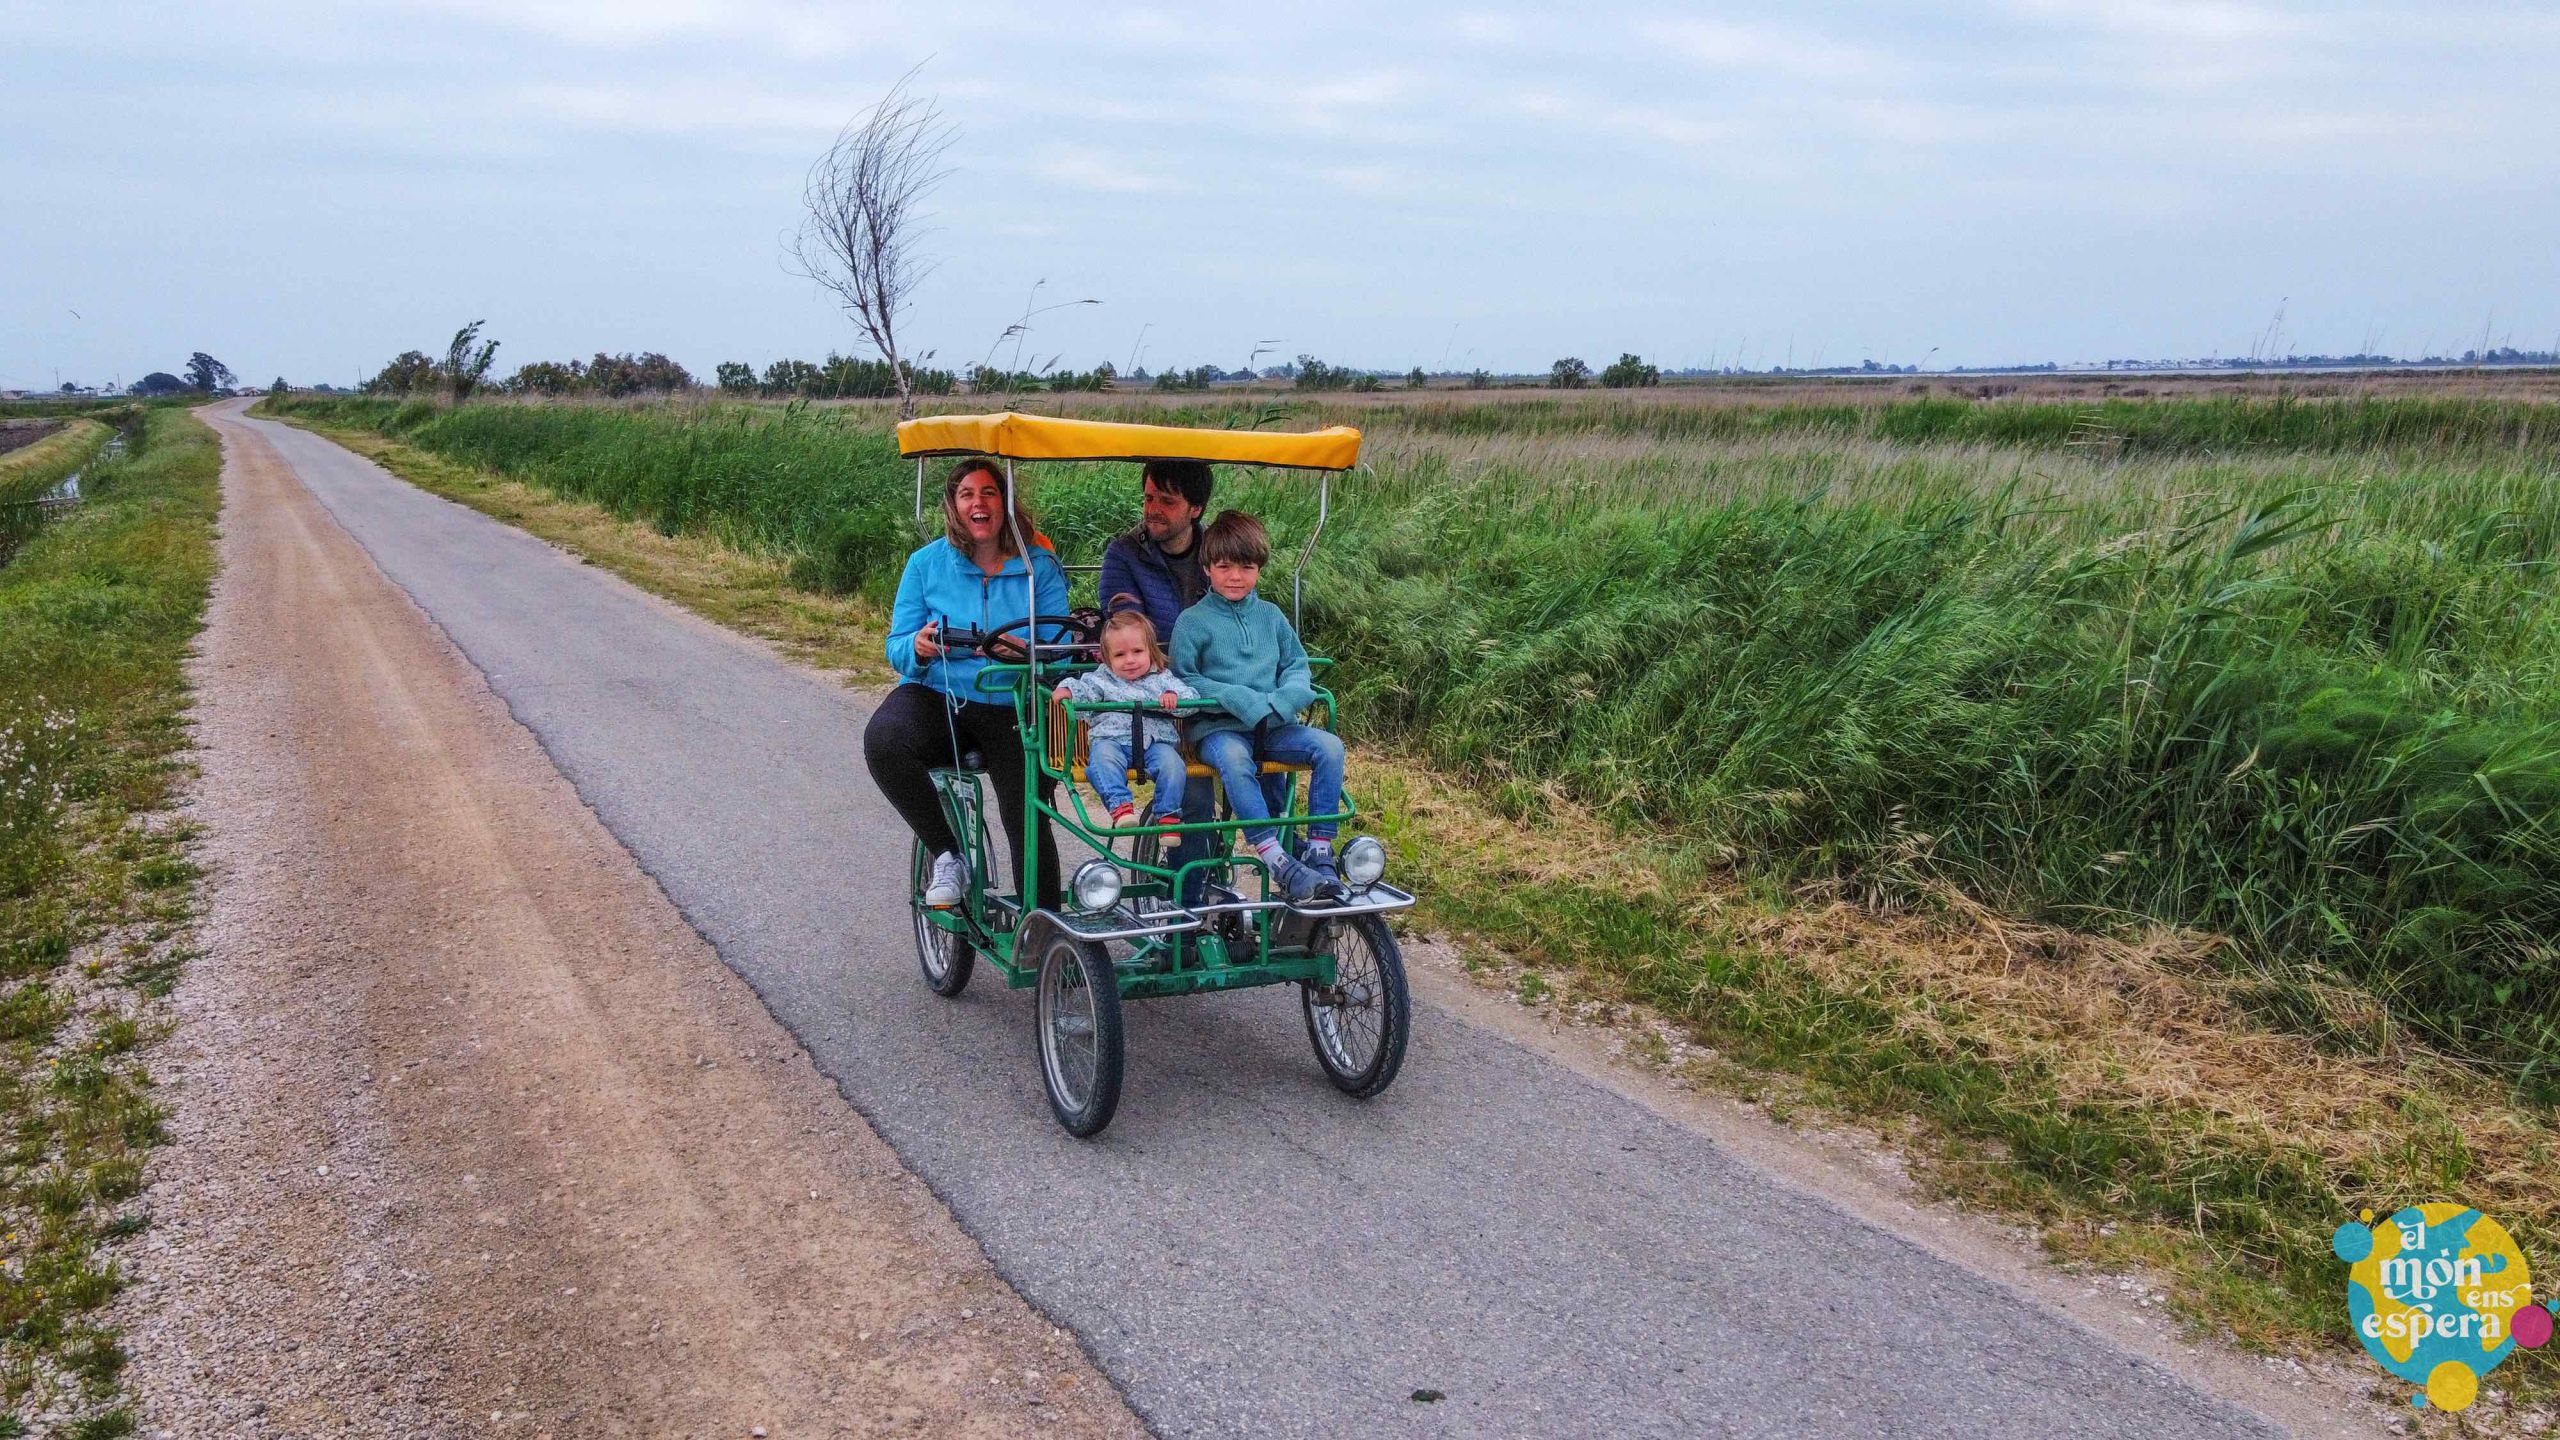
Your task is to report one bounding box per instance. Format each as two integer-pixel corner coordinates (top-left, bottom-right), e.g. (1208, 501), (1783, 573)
(1169, 591), (1320, 741)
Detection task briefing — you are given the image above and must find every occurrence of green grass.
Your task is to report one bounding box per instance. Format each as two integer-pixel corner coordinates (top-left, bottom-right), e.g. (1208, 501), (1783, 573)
(1332, 390), (2560, 455)
(1293, 439), (2560, 1091)
(269, 389), (2560, 1094)
(1, 421), (110, 505)
(0, 407), (218, 1431)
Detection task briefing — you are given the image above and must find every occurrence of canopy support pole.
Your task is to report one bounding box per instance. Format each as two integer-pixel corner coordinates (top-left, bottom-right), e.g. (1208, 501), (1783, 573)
(914, 458), (925, 522)
(1292, 468), (1329, 630)
(1000, 458), (1036, 654)
(1001, 456), (1043, 912)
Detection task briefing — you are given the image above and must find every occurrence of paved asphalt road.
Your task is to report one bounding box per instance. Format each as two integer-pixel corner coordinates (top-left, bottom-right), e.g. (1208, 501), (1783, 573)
(235, 408), (2284, 1439)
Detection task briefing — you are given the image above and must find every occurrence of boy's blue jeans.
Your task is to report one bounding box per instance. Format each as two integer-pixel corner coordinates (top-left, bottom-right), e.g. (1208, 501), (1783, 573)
(1196, 724), (1344, 850)
(1087, 734), (1186, 818)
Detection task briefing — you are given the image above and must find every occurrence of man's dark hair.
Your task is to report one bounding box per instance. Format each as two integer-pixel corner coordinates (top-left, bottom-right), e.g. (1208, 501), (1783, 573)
(1141, 459), (1214, 510)
(1200, 509), (1271, 568)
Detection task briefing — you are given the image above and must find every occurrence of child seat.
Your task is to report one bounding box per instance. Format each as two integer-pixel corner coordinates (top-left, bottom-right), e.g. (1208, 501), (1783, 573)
(1047, 694), (1317, 790)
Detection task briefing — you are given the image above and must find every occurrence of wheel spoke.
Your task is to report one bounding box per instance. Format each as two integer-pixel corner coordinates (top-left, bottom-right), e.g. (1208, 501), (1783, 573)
(1043, 942), (1101, 1109)
(1315, 924), (1384, 1071)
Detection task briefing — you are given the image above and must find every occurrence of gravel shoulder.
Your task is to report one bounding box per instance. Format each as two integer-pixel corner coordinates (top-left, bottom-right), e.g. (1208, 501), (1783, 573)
(117, 404), (1143, 1437)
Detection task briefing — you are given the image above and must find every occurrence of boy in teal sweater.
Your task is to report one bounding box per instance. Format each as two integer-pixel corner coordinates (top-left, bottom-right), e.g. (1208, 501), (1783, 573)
(1169, 510), (1346, 903)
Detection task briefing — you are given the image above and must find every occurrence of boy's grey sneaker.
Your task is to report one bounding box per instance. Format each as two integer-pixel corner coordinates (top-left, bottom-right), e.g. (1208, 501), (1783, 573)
(1299, 842), (1340, 889)
(1271, 854), (1341, 905)
(924, 851), (969, 909)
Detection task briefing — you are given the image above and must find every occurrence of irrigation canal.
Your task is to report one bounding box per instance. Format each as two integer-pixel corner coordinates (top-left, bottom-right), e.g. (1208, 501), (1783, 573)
(0, 433), (112, 565)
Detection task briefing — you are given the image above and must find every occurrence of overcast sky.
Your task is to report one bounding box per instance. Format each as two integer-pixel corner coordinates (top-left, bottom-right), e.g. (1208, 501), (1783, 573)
(6, 1), (2557, 389)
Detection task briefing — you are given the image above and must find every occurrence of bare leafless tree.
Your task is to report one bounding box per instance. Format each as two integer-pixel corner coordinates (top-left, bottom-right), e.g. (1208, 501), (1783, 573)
(786, 70), (954, 421)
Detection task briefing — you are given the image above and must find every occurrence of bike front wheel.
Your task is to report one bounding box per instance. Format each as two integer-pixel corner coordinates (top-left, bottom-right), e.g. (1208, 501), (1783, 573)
(1036, 930), (1124, 1137)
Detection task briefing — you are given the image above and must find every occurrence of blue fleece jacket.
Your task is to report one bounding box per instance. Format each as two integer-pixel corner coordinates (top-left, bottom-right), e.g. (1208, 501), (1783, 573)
(883, 538), (1069, 703)
(1169, 590), (1320, 741)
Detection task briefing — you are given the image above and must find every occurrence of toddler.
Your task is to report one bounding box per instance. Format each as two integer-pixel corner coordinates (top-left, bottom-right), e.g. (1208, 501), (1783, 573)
(1053, 610), (1197, 827)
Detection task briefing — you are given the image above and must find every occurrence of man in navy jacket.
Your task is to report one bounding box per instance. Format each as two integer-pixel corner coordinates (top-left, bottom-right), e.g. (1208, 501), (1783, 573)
(1097, 460), (1212, 639)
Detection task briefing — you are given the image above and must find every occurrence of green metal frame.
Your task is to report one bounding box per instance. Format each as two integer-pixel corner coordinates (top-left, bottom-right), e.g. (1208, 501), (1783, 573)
(910, 657), (1356, 1000)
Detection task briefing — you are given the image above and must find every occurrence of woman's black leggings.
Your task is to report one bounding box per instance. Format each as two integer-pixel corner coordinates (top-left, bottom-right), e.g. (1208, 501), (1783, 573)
(863, 683), (1060, 911)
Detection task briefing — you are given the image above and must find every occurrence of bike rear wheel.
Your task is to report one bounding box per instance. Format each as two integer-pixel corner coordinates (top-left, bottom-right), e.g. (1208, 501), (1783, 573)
(911, 838), (975, 997)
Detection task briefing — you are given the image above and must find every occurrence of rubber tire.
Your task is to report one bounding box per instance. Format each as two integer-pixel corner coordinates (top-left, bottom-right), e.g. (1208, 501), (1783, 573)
(1036, 931), (1125, 1138)
(1302, 914), (1411, 1098)
(912, 839), (975, 998)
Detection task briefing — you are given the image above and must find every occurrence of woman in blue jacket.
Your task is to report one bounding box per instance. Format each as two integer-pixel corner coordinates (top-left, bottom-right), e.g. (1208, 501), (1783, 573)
(864, 459), (1069, 911)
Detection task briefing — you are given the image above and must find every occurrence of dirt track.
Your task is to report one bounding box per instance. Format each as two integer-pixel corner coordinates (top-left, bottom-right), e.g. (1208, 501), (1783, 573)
(119, 407), (1142, 1436)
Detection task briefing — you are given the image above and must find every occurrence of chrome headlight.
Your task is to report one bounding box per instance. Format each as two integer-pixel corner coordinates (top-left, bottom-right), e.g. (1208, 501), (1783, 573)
(1340, 836), (1387, 889)
(1071, 858), (1124, 912)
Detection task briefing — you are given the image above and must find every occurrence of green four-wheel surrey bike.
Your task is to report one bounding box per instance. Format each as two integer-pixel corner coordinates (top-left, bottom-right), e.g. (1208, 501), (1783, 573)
(894, 411), (1416, 1138)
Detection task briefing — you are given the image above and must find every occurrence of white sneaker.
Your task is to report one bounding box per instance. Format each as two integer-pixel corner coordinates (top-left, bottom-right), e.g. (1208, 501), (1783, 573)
(925, 851), (968, 909)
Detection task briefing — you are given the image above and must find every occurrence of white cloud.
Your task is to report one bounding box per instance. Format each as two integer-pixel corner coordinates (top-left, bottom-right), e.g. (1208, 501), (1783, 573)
(1643, 17), (1896, 84)
(1505, 89), (1745, 152)
(1216, 68), (1434, 138)
(1993, 0), (2309, 93)
(1033, 147), (1174, 194)
(1843, 99), (2013, 147)
(1316, 164), (1404, 195)
(515, 81), (857, 136)
(2002, 0), (2299, 45)
(1450, 13), (1532, 47)
(1298, 72), (1416, 109)
(388, 0), (907, 56)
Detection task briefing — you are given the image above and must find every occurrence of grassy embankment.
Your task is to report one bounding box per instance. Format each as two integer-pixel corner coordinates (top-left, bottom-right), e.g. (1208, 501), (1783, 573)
(0, 407), (219, 1436)
(2, 421), (116, 568)
(1, 421), (109, 498)
(261, 390), (2559, 1390)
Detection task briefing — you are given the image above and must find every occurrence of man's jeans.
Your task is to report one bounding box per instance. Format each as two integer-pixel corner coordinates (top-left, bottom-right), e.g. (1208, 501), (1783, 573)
(1195, 724), (1345, 851)
(1086, 734), (1187, 818)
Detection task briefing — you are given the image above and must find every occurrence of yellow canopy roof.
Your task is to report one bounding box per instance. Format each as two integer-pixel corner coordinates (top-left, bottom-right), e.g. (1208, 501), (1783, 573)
(897, 411), (1361, 471)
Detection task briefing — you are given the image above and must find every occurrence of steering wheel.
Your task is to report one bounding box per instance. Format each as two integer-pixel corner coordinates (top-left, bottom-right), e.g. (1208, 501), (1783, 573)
(975, 606), (1103, 664)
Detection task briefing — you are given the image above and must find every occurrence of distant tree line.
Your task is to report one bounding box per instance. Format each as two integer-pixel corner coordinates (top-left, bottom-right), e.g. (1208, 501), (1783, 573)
(1149, 364), (1261, 392)
(361, 347), (692, 398)
(964, 361), (1107, 394)
(505, 352), (697, 397)
(1549, 354), (1663, 388)
(721, 354), (958, 400)
(1290, 355), (1384, 392)
(124, 353), (236, 396)
(340, 331), (1694, 403)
